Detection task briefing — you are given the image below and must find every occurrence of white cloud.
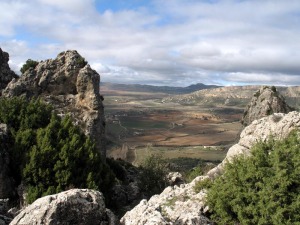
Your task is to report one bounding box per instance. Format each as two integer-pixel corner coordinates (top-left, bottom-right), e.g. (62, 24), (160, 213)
(1, 0), (300, 86)
(225, 72), (300, 86)
(38, 0), (94, 13)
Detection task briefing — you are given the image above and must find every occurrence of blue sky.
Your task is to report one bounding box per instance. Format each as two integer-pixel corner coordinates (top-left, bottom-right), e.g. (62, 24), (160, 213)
(1, 0), (300, 86)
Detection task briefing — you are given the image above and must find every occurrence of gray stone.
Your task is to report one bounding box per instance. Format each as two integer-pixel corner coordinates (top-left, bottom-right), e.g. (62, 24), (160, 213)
(10, 189), (118, 225)
(241, 86), (292, 126)
(120, 176), (211, 225)
(208, 111), (300, 177)
(166, 172), (184, 186)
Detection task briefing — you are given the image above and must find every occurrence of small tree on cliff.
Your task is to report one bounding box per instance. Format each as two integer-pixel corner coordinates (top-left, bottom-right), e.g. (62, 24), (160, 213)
(20, 59), (38, 74)
(138, 154), (168, 198)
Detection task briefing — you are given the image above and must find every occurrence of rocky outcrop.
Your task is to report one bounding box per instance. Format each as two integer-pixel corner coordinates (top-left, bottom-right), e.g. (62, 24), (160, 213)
(166, 172), (184, 186)
(120, 176), (211, 225)
(10, 189), (118, 225)
(3, 50), (106, 157)
(0, 124), (15, 199)
(0, 48), (18, 91)
(208, 111), (300, 177)
(241, 86), (292, 126)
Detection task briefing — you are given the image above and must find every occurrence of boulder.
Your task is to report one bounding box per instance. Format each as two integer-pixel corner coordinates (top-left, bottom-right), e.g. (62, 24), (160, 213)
(166, 172), (184, 186)
(10, 189), (118, 225)
(241, 86), (292, 126)
(120, 176), (211, 225)
(0, 48), (18, 91)
(3, 50), (106, 157)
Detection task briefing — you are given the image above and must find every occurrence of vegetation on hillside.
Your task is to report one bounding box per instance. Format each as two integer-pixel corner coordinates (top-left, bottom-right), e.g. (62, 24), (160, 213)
(138, 154), (169, 198)
(0, 97), (115, 203)
(20, 59), (39, 74)
(205, 130), (300, 224)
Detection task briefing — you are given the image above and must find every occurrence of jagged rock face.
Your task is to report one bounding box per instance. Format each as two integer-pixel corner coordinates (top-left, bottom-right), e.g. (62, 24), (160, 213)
(0, 48), (18, 91)
(0, 124), (15, 199)
(120, 176), (211, 225)
(208, 111), (300, 177)
(10, 189), (118, 225)
(3, 50), (106, 157)
(241, 86), (292, 126)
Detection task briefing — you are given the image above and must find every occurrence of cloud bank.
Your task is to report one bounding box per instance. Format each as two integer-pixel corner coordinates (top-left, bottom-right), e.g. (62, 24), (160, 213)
(1, 0), (300, 86)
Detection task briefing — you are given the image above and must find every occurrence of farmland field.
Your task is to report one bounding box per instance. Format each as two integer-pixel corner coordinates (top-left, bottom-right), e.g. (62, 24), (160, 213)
(103, 89), (244, 166)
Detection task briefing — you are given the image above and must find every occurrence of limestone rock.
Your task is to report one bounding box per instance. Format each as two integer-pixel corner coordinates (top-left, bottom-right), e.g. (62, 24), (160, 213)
(10, 189), (118, 225)
(120, 176), (211, 225)
(166, 172), (184, 186)
(208, 111), (300, 177)
(3, 50), (106, 157)
(241, 86), (292, 126)
(0, 48), (18, 92)
(0, 124), (15, 199)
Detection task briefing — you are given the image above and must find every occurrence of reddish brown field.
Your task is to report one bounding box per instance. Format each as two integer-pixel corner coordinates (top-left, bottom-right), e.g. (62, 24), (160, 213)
(104, 90), (244, 164)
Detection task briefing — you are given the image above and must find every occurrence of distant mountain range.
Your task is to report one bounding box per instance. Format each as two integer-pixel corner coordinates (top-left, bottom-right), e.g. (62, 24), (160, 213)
(101, 82), (300, 110)
(163, 85), (300, 109)
(100, 82), (220, 94)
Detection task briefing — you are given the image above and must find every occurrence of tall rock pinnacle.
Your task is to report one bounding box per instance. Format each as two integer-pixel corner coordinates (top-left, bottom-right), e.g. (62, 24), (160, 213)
(3, 50), (106, 158)
(241, 86), (293, 126)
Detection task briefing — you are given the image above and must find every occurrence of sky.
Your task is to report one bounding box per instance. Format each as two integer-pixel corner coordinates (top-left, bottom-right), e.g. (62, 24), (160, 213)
(1, 0), (300, 87)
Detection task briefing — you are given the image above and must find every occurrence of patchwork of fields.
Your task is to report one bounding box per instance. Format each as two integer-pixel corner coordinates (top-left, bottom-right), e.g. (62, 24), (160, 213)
(103, 89), (244, 166)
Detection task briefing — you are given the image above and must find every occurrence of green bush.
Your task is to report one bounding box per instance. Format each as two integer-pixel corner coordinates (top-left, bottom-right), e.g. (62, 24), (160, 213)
(20, 59), (38, 74)
(0, 97), (115, 204)
(185, 163), (216, 182)
(75, 56), (87, 68)
(194, 178), (212, 193)
(186, 166), (203, 182)
(138, 154), (168, 198)
(207, 130), (300, 225)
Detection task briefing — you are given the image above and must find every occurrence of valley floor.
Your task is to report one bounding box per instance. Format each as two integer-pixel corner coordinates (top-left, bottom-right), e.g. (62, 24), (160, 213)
(103, 90), (243, 166)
